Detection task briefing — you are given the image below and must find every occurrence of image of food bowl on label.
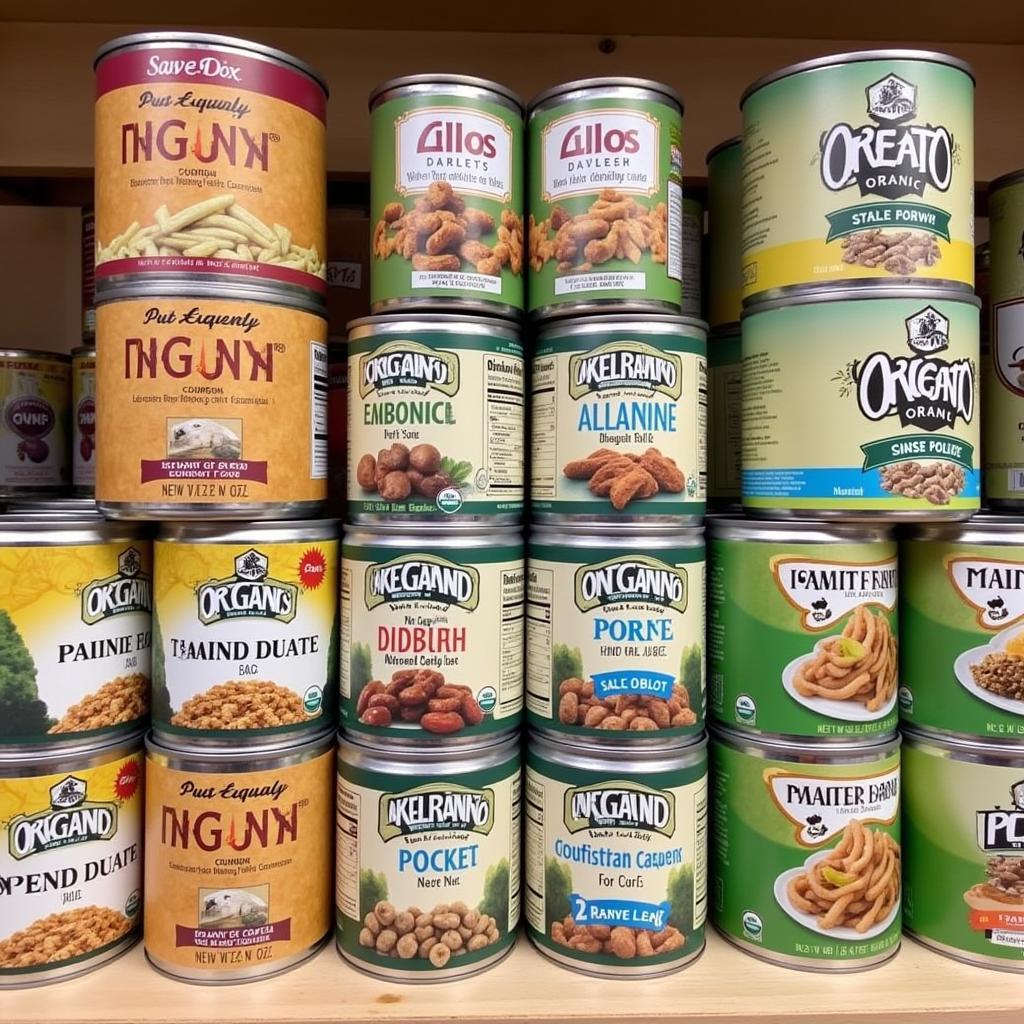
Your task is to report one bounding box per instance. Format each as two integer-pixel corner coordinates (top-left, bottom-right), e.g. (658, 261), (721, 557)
(781, 605), (898, 722)
(953, 626), (1024, 715)
(774, 820), (901, 941)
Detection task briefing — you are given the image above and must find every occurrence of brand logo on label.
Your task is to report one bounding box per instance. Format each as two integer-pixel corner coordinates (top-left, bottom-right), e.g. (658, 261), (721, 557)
(766, 766), (900, 846)
(125, 319), (273, 383)
(197, 549), (298, 625)
(365, 553), (479, 611)
(82, 546), (152, 625)
(568, 342), (682, 400)
(976, 780), (1024, 850)
(819, 74), (954, 199)
(563, 781), (675, 836)
(146, 54), (243, 81)
(853, 306), (974, 431)
(5, 396), (55, 440)
(946, 556), (1024, 630)
(120, 120), (274, 170)
(378, 784), (494, 841)
(770, 555), (897, 631)
(77, 396), (96, 437)
(160, 784), (300, 852)
(992, 325), (1024, 400)
(358, 341), (460, 399)
(8, 776), (118, 860)
(574, 555), (687, 613)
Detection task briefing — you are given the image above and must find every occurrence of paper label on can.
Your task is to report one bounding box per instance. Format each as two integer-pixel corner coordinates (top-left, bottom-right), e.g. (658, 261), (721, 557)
(73, 352), (97, 492)
(707, 330), (742, 502)
(707, 142), (743, 328)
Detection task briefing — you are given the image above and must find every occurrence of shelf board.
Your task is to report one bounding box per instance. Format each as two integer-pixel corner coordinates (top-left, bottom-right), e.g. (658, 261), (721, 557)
(4, 929), (1024, 1024)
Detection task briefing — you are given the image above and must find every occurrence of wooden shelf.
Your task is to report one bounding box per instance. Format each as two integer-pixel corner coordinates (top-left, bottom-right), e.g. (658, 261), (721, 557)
(4, 930), (1024, 1024)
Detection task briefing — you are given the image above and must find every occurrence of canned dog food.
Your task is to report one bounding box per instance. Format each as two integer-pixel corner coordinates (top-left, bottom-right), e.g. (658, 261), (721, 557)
(741, 51), (975, 302)
(0, 516), (151, 748)
(96, 281), (327, 519)
(903, 730), (1024, 970)
(743, 287), (980, 519)
(327, 340), (347, 514)
(527, 78), (684, 318)
(531, 314), (706, 523)
(707, 324), (742, 507)
(152, 520), (338, 747)
(341, 526), (523, 741)
(711, 728), (901, 970)
(336, 732), (521, 979)
(525, 730), (707, 977)
(347, 314), (524, 522)
(72, 345), (97, 497)
(681, 196), (703, 317)
(144, 731), (333, 983)
(0, 350), (70, 498)
(527, 526), (704, 742)
(82, 208), (96, 339)
(369, 75), (524, 319)
(983, 171), (1024, 509)
(94, 33), (327, 295)
(0, 734), (143, 987)
(709, 517), (898, 740)
(706, 137), (742, 328)
(900, 515), (1024, 741)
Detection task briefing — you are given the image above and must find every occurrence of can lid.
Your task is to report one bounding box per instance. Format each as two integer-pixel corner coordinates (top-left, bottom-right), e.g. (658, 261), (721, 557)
(705, 136), (742, 164)
(712, 723), (900, 758)
(0, 729), (145, 771)
(93, 32), (329, 96)
(708, 513), (895, 544)
(157, 518), (338, 544)
(368, 74), (524, 114)
(989, 168), (1024, 193)
(530, 523), (704, 545)
(528, 727), (708, 765)
(741, 49), (975, 107)
(341, 728), (520, 764)
(95, 277), (327, 318)
(147, 726), (335, 763)
(535, 311), (708, 336)
(344, 522), (523, 541)
(72, 344), (96, 357)
(0, 348), (71, 362)
(902, 725), (1024, 763)
(742, 284), (982, 316)
(529, 77), (684, 115)
(346, 312), (521, 338)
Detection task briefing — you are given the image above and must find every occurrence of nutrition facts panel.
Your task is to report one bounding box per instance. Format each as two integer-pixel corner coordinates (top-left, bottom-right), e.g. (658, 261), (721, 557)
(338, 565), (352, 699)
(483, 353), (526, 497)
(523, 769), (546, 934)
(335, 781), (360, 921)
(499, 567), (527, 715)
(530, 355), (557, 497)
(525, 566), (553, 718)
(311, 341), (329, 479)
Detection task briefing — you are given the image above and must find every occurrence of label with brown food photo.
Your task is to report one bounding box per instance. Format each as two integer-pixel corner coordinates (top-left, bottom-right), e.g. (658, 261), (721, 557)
(0, 518), (151, 746)
(152, 522), (337, 745)
(341, 528), (523, 741)
(0, 737), (143, 986)
(347, 315), (524, 520)
(369, 76), (524, 316)
(531, 315), (706, 522)
(527, 527), (704, 742)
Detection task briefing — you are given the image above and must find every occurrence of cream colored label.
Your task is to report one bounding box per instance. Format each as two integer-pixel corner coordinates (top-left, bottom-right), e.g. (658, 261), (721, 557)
(0, 539), (152, 744)
(0, 747), (143, 974)
(73, 352), (97, 491)
(154, 538), (338, 739)
(96, 297), (327, 509)
(0, 355), (70, 491)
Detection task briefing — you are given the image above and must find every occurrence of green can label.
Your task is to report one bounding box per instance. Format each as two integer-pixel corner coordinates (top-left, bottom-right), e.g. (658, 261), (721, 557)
(709, 535), (898, 738)
(335, 749), (521, 973)
(531, 324), (706, 518)
(526, 538), (704, 740)
(370, 92), (524, 312)
(903, 738), (1024, 965)
(681, 197), (703, 318)
(900, 536), (1024, 739)
(707, 140), (742, 328)
(708, 328), (742, 503)
(984, 179), (1024, 502)
(742, 293), (980, 513)
(524, 746), (707, 971)
(711, 736), (901, 965)
(528, 96), (684, 314)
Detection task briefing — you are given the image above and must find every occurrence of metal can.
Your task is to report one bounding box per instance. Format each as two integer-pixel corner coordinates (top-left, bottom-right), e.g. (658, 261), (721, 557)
(347, 314), (524, 522)
(708, 516), (898, 740)
(82, 207), (96, 339)
(706, 137), (742, 329)
(336, 731), (521, 980)
(707, 323), (742, 508)
(72, 344), (97, 497)
(531, 313), (706, 524)
(741, 50), (975, 303)
(369, 75), (525, 319)
(903, 729), (1024, 970)
(0, 734), (143, 987)
(681, 195), (704, 318)
(152, 520), (338, 748)
(983, 170), (1024, 509)
(4, 497), (99, 516)
(96, 280), (328, 520)
(742, 286), (980, 520)
(525, 729), (707, 977)
(710, 727), (901, 970)
(0, 516), (151, 749)
(900, 515), (1024, 741)
(0, 349), (70, 498)
(327, 338), (347, 516)
(94, 33), (328, 297)
(527, 525), (704, 743)
(341, 526), (523, 742)
(527, 78), (685, 319)
(144, 730), (333, 983)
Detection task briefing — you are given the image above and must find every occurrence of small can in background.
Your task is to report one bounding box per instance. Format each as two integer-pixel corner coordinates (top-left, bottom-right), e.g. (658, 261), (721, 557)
(527, 77), (685, 319)
(369, 75), (525, 320)
(707, 324), (742, 508)
(681, 194), (704, 318)
(706, 137), (742, 329)
(82, 206), (96, 339)
(72, 344), (97, 497)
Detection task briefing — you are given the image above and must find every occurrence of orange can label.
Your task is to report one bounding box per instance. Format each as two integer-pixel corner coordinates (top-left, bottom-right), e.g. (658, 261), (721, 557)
(95, 42), (327, 294)
(96, 294), (327, 511)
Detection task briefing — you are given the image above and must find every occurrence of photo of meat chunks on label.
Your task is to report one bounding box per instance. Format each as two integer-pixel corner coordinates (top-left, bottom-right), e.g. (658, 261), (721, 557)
(562, 447), (686, 510)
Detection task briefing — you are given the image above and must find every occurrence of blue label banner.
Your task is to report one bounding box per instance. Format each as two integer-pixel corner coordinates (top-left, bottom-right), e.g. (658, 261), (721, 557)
(570, 894), (671, 931)
(593, 671), (675, 701)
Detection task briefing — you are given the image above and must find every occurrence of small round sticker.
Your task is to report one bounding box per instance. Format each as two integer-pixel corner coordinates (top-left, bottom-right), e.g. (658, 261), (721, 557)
(477, 686), (497, 713)
(303, 685), (324, 715)
(436, 487), (465, 514)
(298, 547), (327, 589)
